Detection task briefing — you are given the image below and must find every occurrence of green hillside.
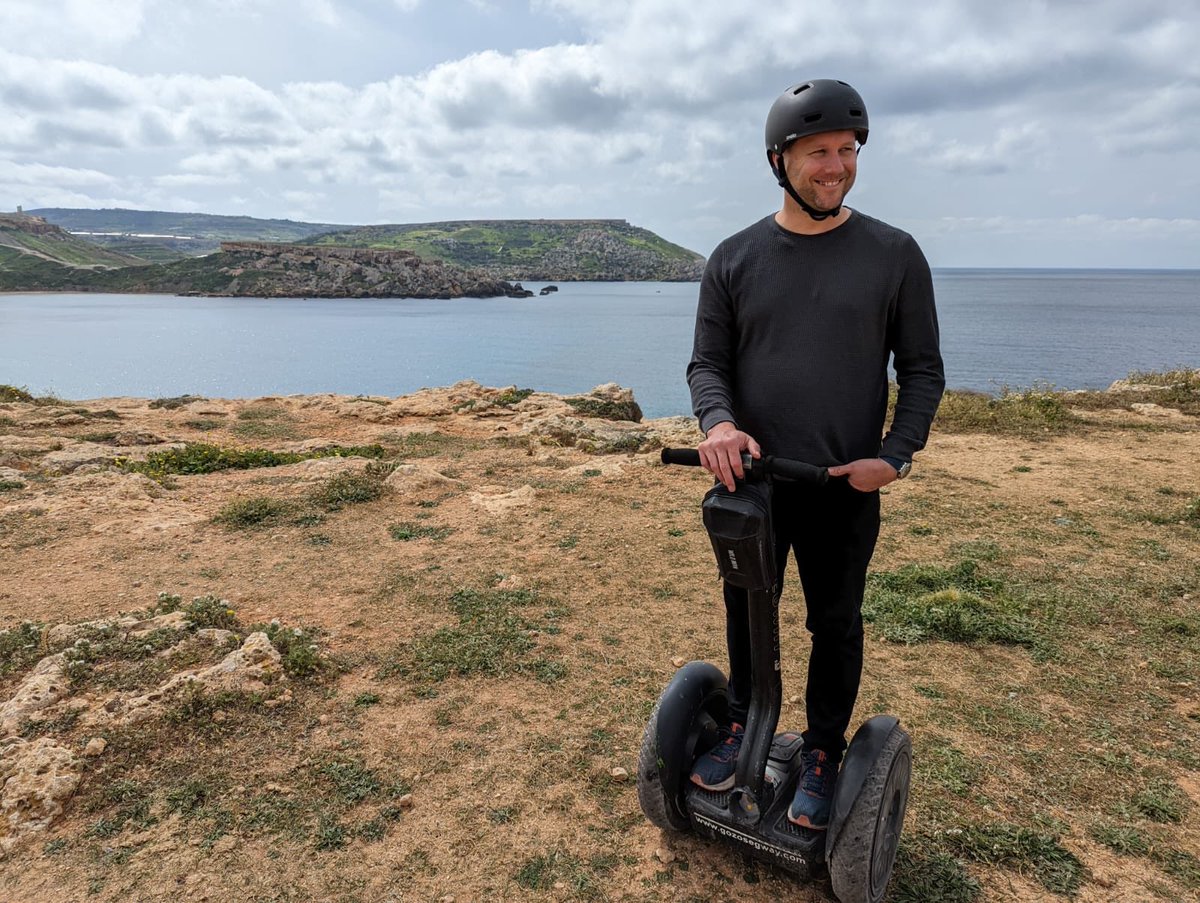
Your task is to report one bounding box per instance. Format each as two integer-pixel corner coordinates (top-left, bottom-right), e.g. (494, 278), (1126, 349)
(305, 219), (706, 281)
(0, 213), (147, 270)
(31, 208), (345, 243)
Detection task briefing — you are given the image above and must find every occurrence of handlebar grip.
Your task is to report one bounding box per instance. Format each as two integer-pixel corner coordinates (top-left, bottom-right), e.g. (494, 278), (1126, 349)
(660, 447), (702, 466)
(764, 455), (828, 485)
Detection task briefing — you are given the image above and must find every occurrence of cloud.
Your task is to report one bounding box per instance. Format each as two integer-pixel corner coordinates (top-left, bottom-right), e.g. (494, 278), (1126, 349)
(2, 1), (1199, 264)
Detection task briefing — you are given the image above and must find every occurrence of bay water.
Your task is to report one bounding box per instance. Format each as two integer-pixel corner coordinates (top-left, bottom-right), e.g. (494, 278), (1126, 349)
(1, 270), (1197, 419)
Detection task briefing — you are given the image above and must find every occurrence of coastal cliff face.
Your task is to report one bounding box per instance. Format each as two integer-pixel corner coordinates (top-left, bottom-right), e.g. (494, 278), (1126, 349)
(202, 242), (523, 298)
(307, 218), (708, 282)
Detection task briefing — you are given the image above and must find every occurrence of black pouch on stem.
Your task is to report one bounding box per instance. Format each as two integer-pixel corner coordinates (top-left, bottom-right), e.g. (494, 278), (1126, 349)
(701, 479), (775, 592)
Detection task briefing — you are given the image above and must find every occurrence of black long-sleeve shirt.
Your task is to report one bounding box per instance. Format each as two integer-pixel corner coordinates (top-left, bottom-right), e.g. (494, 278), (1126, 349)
(687, 212), (945, 467)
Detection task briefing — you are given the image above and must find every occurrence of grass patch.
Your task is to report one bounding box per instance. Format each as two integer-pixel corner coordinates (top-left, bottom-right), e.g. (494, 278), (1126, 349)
(148, 395), (204, 409)
(934, 386), (1078, 437)
(1130, 779), (1186, 823)
(309, 463), (392, 511)
(231, 420), (301, 441)
(389, 521), (453, 541)
(0, 622), (45, 676)
(235, 404), (289, 421)
(315, 759), (381, 804)
(213, 495), (293, 529)
(383, 588), (566, 683)
(890, 842), (981, 903)
(943, 823), (1084, 895)
(514, 848), (596, 894)
(381, 431), (465, 459)
(118, 442), (386, 478)
(1088, 821), (1151, 856)
(864, 560), (1036, 646)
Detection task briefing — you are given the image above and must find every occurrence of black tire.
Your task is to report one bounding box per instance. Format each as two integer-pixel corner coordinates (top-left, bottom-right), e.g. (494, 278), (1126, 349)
(636, 692), (693, 832)
(828, 727), (911, 903)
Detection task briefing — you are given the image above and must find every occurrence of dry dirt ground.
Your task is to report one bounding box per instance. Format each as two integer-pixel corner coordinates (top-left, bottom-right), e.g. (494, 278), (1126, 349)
(1, 382), (1197, 903)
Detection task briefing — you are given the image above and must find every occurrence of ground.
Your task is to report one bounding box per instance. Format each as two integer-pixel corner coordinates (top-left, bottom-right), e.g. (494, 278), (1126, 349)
(0, 379), (1197, 902)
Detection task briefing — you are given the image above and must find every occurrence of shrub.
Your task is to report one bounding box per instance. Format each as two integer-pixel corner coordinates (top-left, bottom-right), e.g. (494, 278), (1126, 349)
(214, 496), (293, 529)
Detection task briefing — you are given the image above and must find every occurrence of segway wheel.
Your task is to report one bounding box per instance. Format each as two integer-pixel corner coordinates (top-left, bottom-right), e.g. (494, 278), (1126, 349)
(828, 725), (911, 903)
(636, 692), (693, 832)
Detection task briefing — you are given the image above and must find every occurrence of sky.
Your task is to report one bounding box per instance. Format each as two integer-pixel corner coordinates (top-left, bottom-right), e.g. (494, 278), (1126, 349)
(1, 0), (1198, 268)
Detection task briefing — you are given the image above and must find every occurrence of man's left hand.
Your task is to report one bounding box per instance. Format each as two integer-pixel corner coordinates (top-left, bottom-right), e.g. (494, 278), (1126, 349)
(828, 458), (898, 492)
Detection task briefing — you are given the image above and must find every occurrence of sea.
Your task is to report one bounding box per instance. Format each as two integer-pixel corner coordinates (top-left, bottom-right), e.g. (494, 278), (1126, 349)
(1, 270), (1197, 419)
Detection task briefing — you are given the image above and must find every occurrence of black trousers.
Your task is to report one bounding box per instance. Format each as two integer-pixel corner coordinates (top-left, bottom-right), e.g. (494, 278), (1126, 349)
(723, 478), (881, 764)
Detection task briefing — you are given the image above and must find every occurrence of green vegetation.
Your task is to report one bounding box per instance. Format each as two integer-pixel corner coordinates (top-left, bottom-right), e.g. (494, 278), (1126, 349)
(32, 207), (342, 250)
(863, 560), (1036, 646)
(0, 383), (63, 406)
(389, 521), (453, 541)
(309, 464), (391, 511)
(118, 442), (385, 479)
(933, 386), (1077, 436)
(942, 823), (1084, 895)
(149, 395), (204, 409)
(213, 496), (294, 529)
(564, 391), (643, 422)
(0, 215), (145, 269)
(890, 845), (980, 903)
(306, 219), (704, 280)
(0, 622), (44, 676)
(383, 588), (567, 683)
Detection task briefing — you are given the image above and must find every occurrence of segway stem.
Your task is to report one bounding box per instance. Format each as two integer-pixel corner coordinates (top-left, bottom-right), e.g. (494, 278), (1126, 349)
(731, 585), (783, 818)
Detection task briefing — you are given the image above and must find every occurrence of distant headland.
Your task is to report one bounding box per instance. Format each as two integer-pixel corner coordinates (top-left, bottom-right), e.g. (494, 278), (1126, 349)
(0, 209), (706, 298)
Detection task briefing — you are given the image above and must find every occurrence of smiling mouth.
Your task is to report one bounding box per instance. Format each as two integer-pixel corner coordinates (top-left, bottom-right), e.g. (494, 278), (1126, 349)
(815, 179), (843, 188)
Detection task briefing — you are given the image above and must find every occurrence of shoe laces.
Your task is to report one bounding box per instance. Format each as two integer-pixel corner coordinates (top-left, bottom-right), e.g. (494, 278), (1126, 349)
(709, 722), (744, 765)
(801, 749), (835, 796)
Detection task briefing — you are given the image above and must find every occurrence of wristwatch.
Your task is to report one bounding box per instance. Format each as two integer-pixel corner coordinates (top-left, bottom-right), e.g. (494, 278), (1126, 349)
(880, 455), (911, 479)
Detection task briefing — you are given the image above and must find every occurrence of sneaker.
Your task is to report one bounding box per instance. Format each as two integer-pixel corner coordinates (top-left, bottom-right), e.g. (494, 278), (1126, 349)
(689, 722), (744, 791)
(788, 748), (837, 830)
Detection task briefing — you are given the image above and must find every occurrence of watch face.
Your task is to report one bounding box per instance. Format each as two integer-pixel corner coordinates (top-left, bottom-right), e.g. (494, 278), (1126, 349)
(898, 462), (912, 479)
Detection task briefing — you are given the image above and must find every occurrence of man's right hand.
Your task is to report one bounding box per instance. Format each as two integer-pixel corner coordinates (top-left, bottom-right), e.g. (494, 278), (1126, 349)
(698, 422), (762, 491)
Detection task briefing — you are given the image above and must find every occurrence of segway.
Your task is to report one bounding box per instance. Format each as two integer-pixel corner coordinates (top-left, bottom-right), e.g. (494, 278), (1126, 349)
(638, 448), (911, 903)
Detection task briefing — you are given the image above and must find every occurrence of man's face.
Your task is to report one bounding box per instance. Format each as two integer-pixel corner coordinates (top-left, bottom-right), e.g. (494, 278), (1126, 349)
(778, 129), (859, 212)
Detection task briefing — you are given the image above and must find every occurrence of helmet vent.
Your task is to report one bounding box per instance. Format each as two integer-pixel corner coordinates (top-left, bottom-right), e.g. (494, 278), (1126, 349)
(803, 113), (822, 123)
(849, 109), (863, 118)
(793, 84), (812, 95)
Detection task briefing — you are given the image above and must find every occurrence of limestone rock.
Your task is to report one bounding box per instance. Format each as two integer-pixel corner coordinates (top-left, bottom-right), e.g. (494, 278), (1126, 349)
(525, 415), (657, 455)
(469, 485), (536, 514)
(0, 654), (69, 737)
(83, 737), (107, 757)
(564, 383), (644, 422)
(57, 470), (166, 501)
(40, 442), (119, 474)
(111, 431), (166, 447)
(0, 467), (26, 485)
(1130, 402), (1187, 420)
(129, 610), (192, 636)
(274, 456), (372, 481)
(384, 463), (464, 493)
(0, 737), (82, 857)
(113, 632), (283, 724)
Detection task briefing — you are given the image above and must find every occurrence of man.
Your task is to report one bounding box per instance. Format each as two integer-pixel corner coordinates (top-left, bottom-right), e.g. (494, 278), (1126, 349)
(685, 79), (944, 830)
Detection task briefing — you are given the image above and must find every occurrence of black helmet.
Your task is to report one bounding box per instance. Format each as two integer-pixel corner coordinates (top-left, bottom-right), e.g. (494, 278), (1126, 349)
(764, 79), (869, 156)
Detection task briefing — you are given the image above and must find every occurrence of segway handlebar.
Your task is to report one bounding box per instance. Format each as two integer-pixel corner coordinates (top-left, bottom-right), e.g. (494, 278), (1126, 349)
(660, 447), (828, 485)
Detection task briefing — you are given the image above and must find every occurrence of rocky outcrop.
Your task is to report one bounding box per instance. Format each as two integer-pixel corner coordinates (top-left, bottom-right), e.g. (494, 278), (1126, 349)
(1, 737), (82, 857)
(186, 243), (526, 299)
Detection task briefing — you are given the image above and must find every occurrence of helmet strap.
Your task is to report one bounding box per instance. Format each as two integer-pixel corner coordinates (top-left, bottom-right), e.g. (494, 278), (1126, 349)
(772, 154), (839, 221)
